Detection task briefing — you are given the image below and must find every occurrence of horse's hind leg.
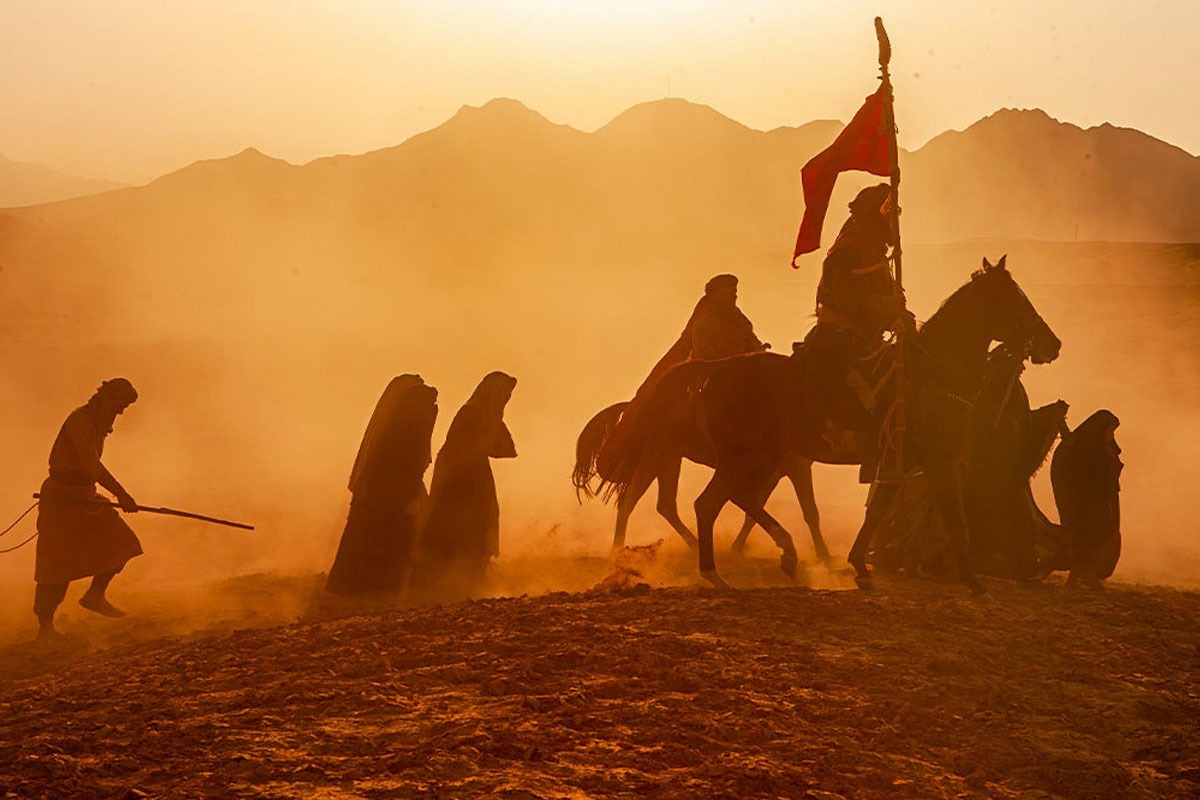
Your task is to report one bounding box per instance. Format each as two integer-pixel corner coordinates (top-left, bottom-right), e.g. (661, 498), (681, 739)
(847, 481), (900, 589)
(654, 457), (700, 550)
(612, 465), (655, 551)
(783, 454), (830, 563)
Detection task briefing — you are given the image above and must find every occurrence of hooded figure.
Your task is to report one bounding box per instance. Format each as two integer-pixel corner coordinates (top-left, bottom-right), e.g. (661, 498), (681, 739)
(326, 375), (438, 596)
(34, 378), (143, 638)
(595, 274), (764, 483)
(1051, 409), (1122, 589)
(417, 372), (517, 597)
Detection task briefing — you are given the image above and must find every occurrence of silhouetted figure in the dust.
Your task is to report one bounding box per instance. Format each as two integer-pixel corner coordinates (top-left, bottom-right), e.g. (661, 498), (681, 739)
(1049, 409), (1123, 589)
(326, 375), (438, 597)
(417, 372), (517, 598)
(869, 345), (1070, 582)
(803, 183), (912, 477)
(34, 378), (143, 639)
(595, 274), (767, 484)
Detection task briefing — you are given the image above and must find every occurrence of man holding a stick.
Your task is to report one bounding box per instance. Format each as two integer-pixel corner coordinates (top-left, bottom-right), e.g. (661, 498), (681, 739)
(33, 378), (143, 639)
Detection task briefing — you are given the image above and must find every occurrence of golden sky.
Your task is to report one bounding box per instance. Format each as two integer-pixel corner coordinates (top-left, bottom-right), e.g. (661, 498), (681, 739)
(2, 0), (1196, 183)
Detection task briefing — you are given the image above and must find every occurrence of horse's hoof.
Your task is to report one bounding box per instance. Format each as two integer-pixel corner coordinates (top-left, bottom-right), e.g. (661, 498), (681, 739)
(972, 590), (994, 604)
(730, 541), (747, 555)
(854, 575), (875, 591)
(780, 550), (799, 580)
(700, 569), (732, 590)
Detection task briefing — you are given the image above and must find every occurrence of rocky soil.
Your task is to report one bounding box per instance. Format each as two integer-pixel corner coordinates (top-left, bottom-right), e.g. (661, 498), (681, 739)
(0, 559), (1197, 800)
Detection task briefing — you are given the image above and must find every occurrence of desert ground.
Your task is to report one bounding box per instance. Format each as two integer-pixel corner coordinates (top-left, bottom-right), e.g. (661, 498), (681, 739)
(0, 547), (1197, 800)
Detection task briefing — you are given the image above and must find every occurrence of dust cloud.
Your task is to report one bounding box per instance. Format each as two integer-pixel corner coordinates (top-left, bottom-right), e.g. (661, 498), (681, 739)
(0, 113), (1196, 643)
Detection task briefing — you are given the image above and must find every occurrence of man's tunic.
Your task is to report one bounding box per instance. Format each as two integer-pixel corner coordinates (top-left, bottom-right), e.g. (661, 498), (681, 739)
(35, 404), (142, 585)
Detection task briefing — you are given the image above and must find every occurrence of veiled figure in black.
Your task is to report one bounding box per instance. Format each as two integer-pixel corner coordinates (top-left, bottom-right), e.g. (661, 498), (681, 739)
(417, 372), (517, 599)
(326, 375), (438, 596)
(1048, 409), (1123, 589)
(604, 256), (1061, 596)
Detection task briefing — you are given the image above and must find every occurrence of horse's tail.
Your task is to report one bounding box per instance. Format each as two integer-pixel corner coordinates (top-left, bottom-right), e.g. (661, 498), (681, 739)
(599, 359), (710, 504)
(573, 401), (629, 502)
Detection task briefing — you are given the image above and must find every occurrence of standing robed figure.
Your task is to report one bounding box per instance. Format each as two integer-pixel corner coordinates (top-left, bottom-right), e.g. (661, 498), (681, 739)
(326, 374), (439, 597)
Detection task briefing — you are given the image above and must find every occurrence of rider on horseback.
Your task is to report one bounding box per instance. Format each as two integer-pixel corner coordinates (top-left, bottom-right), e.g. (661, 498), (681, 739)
(802, 183), (912, 472)
(689, 274), (769, 361)
(594, 274), (767, 488)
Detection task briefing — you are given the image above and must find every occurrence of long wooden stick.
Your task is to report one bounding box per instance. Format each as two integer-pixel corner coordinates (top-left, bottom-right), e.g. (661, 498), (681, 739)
(33, 493), (254, 531)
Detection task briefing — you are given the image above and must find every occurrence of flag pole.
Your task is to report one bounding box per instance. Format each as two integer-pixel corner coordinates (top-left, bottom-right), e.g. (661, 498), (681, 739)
(875, 16), (907, 477)
(875, 17), (901, 288)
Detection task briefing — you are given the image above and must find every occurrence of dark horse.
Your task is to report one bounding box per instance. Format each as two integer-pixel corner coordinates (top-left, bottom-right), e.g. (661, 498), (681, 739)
(573, 403), (829, 560)
(869, 344), (1070, 579)
(603, 257), (1061, 595)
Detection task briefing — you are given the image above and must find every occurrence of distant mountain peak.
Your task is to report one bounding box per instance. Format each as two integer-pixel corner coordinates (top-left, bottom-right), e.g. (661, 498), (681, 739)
(450, 97), (558, 128)
(599, 98), (751, 140)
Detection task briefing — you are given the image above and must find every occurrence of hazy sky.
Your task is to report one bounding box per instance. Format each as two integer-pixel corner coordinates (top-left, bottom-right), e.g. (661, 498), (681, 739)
(3, 0), (1197, 184)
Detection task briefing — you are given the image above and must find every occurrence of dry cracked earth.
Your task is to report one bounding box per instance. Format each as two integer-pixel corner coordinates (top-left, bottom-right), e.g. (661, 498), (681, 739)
(0, 556), (1197, 800)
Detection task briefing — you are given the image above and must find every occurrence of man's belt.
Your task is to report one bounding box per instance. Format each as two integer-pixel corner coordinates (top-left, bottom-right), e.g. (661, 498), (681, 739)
(47, 469), (95, 488)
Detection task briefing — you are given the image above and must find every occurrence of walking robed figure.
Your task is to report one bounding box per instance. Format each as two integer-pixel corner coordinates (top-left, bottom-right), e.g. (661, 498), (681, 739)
(34, 378), (143, 638)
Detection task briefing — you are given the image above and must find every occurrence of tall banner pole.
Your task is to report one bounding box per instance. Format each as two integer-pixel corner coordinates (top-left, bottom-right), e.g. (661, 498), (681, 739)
(875, 17), (907, 476)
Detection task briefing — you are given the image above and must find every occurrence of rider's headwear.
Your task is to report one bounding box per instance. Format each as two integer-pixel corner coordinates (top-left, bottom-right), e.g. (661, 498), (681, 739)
(704, 274), (739, 295)
(849, 183), (892, 217)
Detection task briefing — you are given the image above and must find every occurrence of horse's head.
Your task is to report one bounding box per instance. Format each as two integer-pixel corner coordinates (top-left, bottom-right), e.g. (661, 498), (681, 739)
(970, 255), (1061, 364)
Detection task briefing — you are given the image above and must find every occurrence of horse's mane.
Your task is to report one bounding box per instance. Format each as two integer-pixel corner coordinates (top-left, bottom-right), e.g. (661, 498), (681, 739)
(921, 267), (997, 331)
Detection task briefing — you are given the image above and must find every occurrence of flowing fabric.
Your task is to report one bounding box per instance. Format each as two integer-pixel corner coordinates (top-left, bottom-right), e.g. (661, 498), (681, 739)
(793, 88), (892, 262)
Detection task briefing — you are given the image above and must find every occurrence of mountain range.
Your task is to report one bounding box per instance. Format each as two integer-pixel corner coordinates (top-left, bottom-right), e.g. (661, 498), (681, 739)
(6, 98), (1198, 247)
(0, 154), (124, 207)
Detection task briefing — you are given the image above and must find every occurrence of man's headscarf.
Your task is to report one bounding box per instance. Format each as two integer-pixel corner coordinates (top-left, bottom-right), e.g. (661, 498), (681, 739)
(848, 183), (892, 218)
(830, 183), (894, 258)
(95, 378), (138, 406)
(87, 377), (138, 435)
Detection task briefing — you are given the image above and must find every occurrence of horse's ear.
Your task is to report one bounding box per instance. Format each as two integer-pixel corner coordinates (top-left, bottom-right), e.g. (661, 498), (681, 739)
(982, 257), (994, 270)
(998, 254), (1007, 269)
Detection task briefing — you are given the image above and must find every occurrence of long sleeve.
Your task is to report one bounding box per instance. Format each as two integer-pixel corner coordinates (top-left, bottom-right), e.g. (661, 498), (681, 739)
(63, 413), (126, 497)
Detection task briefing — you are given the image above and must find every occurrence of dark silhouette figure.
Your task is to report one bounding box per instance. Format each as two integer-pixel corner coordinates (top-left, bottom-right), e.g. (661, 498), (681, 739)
(868, 345), (1070, 580)
(802, 183), (911, 472)
(34, 378), (143, 639)
(326, 375), (438, 597)
(604, 257), (1061, 595)
(576, 275), (819, 557)
(1050, 410), (1122, 589)
(417, 372), (517, 598)
(594, 274), (766, 488)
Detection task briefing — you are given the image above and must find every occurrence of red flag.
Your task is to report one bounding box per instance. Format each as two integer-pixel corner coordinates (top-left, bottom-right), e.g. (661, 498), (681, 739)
(792, 88), (892, 265)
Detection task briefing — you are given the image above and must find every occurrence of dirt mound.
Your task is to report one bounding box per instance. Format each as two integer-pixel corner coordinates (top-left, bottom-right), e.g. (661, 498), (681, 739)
(1, 576), (1197, 799)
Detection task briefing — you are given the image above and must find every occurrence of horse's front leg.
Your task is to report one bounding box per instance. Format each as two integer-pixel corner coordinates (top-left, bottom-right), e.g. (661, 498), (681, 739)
(730, 468), (781, 553)
(783, 454), (830, 563)
(727, 458), (799, 580)
(694, 470), (734, 589)
(847, 480), (900, 589)
(654, 457), (700, 550)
